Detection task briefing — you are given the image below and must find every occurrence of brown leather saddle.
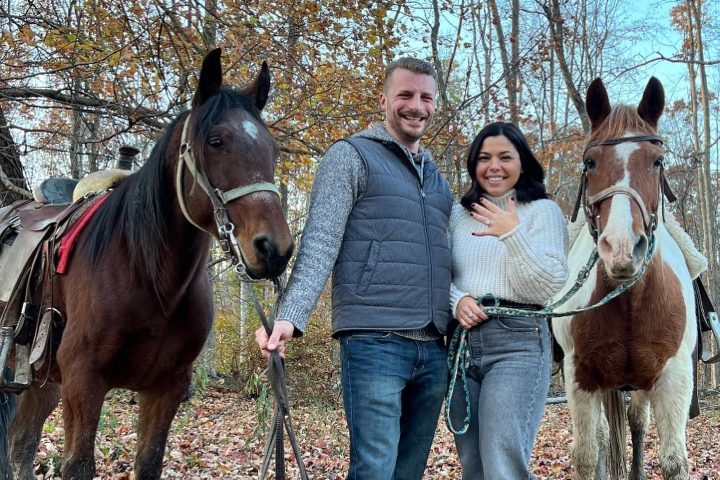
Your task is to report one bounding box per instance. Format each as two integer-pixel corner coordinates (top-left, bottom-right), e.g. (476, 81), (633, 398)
(0, 195), (93, 392)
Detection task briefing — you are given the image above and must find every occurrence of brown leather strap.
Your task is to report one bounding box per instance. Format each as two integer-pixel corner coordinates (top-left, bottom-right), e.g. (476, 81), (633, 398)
(694, 277), (715, 327)
(583, 134), (664, 153)
(585, 185), (655, 234)
(573, 133), (673, 235)
(254, 279), (309, 480)
(571, 171), (586, 223)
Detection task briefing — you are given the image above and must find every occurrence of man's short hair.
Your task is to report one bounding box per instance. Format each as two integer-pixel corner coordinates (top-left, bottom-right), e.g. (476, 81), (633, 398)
(383, 57), (438, 92)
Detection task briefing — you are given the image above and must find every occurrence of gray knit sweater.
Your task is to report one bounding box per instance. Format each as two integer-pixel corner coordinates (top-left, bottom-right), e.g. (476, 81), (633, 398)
(277, 124), (433, 334)
(449, 190), (570, 317)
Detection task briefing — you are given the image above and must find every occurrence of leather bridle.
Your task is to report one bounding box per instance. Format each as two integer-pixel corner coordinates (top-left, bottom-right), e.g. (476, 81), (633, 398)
(571, 134), (676, 242)
(175, 113), (280, 281)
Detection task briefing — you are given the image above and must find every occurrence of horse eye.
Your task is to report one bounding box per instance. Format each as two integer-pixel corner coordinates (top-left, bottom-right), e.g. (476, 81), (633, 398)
(208, 137), (223, 149)
(653, 156), (664, 169)
(584, 157), (597, 170)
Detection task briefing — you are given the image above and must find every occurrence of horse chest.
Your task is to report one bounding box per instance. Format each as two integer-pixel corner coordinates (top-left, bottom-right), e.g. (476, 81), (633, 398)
(570, 267), (686, 392)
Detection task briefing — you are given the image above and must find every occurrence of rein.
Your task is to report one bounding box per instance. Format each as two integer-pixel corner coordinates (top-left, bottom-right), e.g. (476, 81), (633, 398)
(246, 277), (308, 480)
(447, 134), (673, 435)
(445, 236), (657, 434)
(176, 114), (280, 281)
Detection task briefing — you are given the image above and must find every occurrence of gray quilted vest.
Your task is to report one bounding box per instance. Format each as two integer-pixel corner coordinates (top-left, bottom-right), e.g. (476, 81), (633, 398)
(331, 137), (452, 335)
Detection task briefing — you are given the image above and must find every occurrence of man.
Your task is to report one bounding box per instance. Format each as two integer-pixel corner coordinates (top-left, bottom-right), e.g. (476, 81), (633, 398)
(256, 57), (452, 479)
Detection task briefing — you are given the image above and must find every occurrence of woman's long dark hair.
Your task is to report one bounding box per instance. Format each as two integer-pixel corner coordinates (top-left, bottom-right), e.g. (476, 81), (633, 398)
(460, 122), (547, 210)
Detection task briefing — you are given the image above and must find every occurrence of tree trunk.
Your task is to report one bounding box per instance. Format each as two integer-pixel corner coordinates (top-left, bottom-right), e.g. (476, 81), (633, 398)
(202, 0), (218, 49)
(510, 0), (520, 121)
(0, 106), (31, 206)
(471, 1), (493, 124)
(541, 0), (590, 133)
(431, 0), (449, 109)
(198, 0), (220, 379)
(487, 0), (519, 122)
(280, 8), (302, 216)
(70, 76), (83, 179)
(688, 0), (718, 388)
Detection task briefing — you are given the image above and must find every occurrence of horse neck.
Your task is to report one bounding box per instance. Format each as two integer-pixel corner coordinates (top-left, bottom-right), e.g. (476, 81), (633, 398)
(141, 151), (213, 306)
(163, 155), (213, 268)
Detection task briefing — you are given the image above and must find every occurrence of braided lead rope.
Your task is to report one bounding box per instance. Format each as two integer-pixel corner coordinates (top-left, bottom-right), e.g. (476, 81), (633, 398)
(482, 235), (655, 320)
(445, 236), (656, 434)
(444, 327), (471, 434)
(445, 245), (600, 434)
(248, 278), (309, 480)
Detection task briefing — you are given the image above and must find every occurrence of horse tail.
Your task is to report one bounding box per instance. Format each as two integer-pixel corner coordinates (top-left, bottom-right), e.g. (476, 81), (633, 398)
(603, 389), (627, 479)
(0, 370), (17, 479)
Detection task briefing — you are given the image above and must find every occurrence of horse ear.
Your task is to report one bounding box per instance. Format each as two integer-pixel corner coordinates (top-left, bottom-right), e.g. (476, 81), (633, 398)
(585, 78), (611, 130)
(241, 62), (271, 111)
(637, 77), (664, 128)
(193, 48), (223, 108)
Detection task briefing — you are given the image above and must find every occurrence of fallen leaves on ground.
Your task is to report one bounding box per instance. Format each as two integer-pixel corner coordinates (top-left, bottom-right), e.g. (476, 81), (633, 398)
(34, 388), (719, 479)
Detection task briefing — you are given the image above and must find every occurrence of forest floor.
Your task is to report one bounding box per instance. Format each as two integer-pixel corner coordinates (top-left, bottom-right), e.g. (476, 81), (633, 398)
(31, 385), (720, 479)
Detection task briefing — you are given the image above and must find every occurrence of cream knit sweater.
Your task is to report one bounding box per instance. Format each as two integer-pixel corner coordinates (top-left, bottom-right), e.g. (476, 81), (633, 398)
(449, 190), (569, 317)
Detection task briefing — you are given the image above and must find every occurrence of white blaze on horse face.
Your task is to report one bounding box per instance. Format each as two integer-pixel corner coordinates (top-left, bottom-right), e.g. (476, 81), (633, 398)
(597, 139), (641, 273)
(242, 120), (259, 141)
(239, 120), (278, 207)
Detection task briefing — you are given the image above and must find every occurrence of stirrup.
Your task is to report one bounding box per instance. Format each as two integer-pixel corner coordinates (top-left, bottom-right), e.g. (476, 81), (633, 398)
(701, 312), (720, 364)
(0, 328), (32, 393)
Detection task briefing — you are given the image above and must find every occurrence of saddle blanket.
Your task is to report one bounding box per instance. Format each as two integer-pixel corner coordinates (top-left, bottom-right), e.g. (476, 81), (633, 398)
(56, 192), (110, 274)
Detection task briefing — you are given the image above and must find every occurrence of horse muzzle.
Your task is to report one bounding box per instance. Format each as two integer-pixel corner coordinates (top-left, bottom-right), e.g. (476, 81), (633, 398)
(598, 231), (648, 280)
(244, 234), (294, 279)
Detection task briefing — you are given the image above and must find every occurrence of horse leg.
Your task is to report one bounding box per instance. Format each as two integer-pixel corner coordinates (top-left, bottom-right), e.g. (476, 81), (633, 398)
(134, 373), (191, 479)
(60, 379), (107, 479)
(0, 370), (18, 480)
(565, 363), (603, 479)
(650, 358), (691, 480)
(7, 382), (60, 480)
(595, 408), (608, 480)
(627, 392), (649, 480)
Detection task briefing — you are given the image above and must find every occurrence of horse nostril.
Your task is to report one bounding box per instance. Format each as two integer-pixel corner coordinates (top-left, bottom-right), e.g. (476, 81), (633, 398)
(633, 234), (648, 261)
(597, 235), (613, 259)
(253, 236), (277, 262)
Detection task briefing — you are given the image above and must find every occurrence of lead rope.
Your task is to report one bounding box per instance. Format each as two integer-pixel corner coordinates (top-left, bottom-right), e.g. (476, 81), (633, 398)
(250, 277), (308, 480)
(445, 236), (656, 435)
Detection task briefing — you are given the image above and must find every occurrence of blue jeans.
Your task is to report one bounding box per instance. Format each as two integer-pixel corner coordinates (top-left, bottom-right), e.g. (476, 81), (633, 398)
(339, 332), (448, 480)
(451, 316), (550, 480)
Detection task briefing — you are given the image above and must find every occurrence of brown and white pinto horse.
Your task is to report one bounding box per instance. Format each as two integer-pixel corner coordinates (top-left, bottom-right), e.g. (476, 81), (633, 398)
(552, 77), (696, 480)
(0, 49), (293, 479)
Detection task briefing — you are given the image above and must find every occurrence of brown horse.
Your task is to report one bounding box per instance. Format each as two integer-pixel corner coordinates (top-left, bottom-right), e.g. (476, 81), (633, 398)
(0, 48), (293, 479)
(552, 77), (696, 479)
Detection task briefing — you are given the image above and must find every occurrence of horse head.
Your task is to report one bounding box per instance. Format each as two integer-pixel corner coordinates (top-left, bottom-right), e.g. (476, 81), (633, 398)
(176, 48), (293, 280)
(581, 77), (666, 280)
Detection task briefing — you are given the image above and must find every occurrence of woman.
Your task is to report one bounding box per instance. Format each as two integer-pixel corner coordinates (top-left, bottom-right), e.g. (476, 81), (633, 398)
(448, 122), (569, 479)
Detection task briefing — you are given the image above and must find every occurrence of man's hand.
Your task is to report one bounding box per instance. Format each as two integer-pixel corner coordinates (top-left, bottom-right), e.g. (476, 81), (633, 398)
(255, 320), (296, 359)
